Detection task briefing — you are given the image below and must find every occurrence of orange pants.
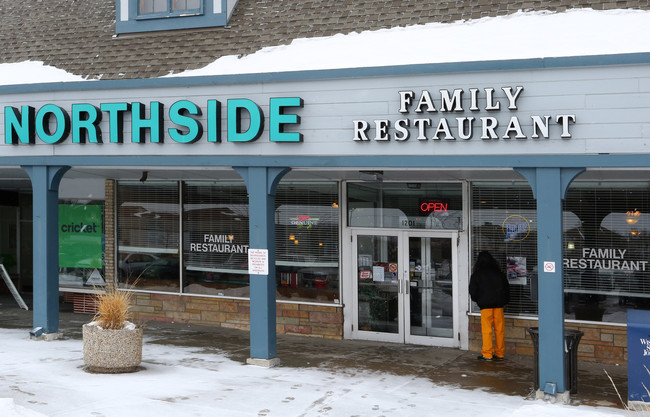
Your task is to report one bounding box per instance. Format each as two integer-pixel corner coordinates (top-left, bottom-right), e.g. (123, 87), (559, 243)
(480, 308), (505, 359)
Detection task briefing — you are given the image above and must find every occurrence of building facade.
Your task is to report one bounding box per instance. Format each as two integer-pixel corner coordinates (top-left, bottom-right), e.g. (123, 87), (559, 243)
(2, 0), (650, 397)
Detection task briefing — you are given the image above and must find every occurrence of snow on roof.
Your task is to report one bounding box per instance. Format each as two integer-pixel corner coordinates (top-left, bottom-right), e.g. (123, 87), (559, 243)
(1, 9), (649, 86)
(171, 9), (650, 77)
(0, 61), (87, 86)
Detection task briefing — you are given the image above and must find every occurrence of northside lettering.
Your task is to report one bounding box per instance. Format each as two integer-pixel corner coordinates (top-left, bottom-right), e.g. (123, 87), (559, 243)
(353, 86), (577, 142)
(3, 97), (303, 145)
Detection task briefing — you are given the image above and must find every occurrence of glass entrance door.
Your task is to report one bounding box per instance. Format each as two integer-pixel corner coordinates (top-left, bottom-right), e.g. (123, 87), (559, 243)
(352, 230), (458, 346)
(356, 234), (401, 338)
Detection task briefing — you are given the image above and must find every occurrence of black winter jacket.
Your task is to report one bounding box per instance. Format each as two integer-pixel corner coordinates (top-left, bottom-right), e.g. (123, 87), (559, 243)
(469, 253), (510, 310)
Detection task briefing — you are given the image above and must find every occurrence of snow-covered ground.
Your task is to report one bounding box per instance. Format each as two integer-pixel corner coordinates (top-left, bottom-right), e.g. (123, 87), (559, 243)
(0, 328), (627, 417)
(1, 9), (650, 85)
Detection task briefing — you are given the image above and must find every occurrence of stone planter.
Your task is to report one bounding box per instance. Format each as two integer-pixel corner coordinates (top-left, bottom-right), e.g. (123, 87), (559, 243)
(82, 323), (143, 373)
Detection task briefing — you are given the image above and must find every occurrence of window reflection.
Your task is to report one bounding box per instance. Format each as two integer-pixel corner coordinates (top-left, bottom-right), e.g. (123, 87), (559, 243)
(471, 181), (650, 324)
(117, 180), (341, 304)
(564, 184), (650, 322)
(182, 182), (250, 297)
(117, 182), (180, 291)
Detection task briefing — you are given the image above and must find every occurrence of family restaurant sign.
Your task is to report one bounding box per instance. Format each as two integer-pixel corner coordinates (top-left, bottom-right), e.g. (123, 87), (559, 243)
(353, 86), (576, 141)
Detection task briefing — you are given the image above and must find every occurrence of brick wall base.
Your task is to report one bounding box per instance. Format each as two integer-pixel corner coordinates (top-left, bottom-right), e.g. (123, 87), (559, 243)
(469, 315), (627, 365)
(129, 292), (344, 339)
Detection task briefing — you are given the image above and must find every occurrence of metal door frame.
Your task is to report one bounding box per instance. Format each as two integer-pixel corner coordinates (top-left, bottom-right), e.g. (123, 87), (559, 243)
(348, 228), (459, 347)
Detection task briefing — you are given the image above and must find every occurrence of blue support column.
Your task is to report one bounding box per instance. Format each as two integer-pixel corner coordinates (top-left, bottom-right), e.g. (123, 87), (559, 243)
(516, 167), (583, 395)
(22, 165), (70, 337)
(234, 166), (290, 364)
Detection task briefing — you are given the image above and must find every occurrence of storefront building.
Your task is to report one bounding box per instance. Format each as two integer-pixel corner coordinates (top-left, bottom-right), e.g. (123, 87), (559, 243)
(2, 0), (650, 398)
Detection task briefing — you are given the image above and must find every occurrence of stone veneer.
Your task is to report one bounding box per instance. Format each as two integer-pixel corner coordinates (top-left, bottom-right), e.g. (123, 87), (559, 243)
(129, 292), (344, 339)
(469, 315), (628, 364)
(104, 180), (116, 292)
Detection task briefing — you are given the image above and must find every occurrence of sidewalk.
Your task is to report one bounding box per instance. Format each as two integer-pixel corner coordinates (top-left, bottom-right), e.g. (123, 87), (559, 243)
(0, 295), (628, 414)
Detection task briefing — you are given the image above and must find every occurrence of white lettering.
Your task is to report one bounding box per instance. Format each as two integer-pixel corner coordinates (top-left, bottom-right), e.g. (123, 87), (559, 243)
(413, 119), (431, 140)
(480, 117), (498, 139)
(433, 118), (454, 140)
(398, 91), (415, 113)
(439, 89), (464, 112)
(415, 90), (437, 113)
(469, 88), (480, 111)
(353, 120), (370, 141)
(502, 86), (524, 110)
(556, 114), (576, 138)
(394, 119), (409, 141)
(531, 115), (551, 138)
(566, 248), (646, 272)
(457, 117), (474, 140)
(485, 88), (500, 111)
(502, 116), (526, 139)
(374, 120), (390, 141)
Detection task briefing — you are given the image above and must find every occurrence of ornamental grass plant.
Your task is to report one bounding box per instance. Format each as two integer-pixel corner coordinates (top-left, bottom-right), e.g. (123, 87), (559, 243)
(92, 285), (135, 330)
(83, 283), (143, 373)
(607, 367), (650, 415)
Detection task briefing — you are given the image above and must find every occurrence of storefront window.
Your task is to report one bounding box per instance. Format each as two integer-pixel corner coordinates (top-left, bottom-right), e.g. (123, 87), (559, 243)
(564, 182), (650, 323)
(116, 180), (339, 303)
(182, 181), (250, 297)
(470, 183), (538, 316)
(117, 182), (180, 291)
(347, 182), (462, 230)
(471, 181), (650, 324)
(275, 182), (340, 302)
(58, 201), (105, 288)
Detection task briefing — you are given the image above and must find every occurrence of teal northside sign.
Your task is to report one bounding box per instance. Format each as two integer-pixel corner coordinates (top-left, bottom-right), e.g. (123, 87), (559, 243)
(3, 97), (304, 144)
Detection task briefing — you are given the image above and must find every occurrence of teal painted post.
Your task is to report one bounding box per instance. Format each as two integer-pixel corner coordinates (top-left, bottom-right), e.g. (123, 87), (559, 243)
(533, 168), (566, 393)
(23, 165), (70, 335)
(516, 167), (583, 394)
(234, 166), (290, 359)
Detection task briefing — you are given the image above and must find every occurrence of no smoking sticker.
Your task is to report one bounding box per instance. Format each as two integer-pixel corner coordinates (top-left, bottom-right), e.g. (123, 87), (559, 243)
(543, 261), (556, 273)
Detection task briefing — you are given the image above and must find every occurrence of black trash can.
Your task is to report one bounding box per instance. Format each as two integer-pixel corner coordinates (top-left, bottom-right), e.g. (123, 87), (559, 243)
(527, 327), (584, 394)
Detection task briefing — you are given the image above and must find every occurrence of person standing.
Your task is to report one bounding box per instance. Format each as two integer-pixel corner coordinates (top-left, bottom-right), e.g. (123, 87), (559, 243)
(469, 250), (510, 361)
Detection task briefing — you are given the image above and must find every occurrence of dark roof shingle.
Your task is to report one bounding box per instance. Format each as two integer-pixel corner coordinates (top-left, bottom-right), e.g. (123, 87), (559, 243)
(1, 0), (649, 80)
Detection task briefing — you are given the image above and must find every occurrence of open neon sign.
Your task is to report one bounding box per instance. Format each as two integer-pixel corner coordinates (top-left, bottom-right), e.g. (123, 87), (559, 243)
(420, 202), (448, 213)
